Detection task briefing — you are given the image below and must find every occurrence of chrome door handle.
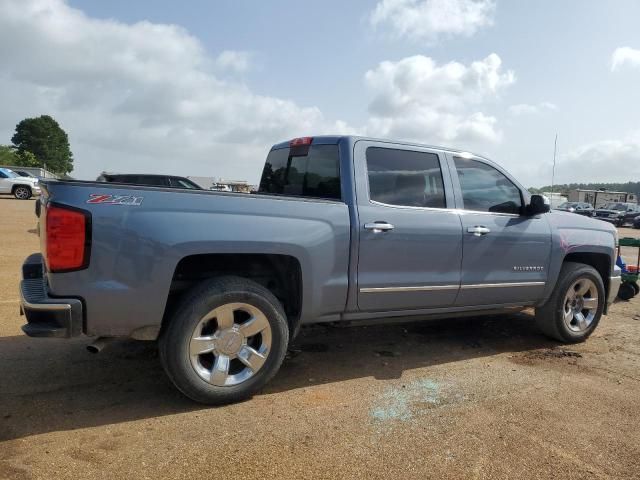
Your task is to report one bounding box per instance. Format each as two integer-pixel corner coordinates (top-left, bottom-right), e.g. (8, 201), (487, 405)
(364, 222), (395, 232)
(467, 226), (491, 236)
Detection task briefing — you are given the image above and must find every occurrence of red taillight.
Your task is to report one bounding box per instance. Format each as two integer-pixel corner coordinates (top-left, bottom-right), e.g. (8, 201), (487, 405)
(45, 204), (90, 272)
(289, 137), (313, 147)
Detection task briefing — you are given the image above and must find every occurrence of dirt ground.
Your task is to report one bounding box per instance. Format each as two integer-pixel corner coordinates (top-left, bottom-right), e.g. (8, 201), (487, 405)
(1, 197), (639, 480)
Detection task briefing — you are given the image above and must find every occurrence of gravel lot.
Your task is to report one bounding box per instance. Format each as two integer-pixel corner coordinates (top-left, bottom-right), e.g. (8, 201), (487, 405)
(1, 197), (639, 479)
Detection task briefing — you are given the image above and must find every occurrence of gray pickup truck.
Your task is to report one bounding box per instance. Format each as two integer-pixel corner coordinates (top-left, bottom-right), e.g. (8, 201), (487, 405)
(20, 135), (621, 404)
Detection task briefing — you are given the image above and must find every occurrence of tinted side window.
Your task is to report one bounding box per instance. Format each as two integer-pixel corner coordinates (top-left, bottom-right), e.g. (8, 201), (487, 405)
(258, 144), (341, 200)
(454, 158), (522, 214)
(366, 147), (446, 208)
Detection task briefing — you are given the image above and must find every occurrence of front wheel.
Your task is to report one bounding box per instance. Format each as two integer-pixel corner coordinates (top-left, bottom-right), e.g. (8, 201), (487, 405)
(159, 276), (289, 404)
(535, 262), (605, 343)
(13, 186), (32, 200)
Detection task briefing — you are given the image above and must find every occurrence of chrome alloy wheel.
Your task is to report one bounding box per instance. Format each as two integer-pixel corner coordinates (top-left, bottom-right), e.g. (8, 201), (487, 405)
(189, 302), (272, 386)
(563, 278), (599, 332)
(14, 187), (30, 199)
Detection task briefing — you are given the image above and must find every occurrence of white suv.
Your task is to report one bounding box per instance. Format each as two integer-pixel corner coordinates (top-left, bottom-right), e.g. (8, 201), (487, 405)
(0, 167), (41, 199)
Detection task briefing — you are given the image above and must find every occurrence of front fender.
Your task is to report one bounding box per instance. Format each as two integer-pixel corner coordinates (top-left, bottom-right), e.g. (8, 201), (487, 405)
(538, 215), (617, 307)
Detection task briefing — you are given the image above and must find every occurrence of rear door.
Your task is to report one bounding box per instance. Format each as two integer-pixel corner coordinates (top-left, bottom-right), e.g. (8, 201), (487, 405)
(354, 141), (463, 312)
(450, 155), (551, 306)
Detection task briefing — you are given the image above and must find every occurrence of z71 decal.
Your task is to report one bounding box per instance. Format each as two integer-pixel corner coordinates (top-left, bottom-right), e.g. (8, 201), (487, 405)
(87, 194), (144, 206)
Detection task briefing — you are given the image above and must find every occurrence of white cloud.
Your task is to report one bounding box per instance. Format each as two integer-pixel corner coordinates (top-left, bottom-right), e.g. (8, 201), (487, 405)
(611, 47), (640, 71)
(364, 53), (514, 144)
(0, 0), (351, 182)
(215, 50), (252, 74)
(370, 0), (495, 43)
(509, 102), (558, 116)
(551, 134), (640, 184)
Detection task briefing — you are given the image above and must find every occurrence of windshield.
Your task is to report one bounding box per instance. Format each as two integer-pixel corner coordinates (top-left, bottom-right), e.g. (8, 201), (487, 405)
(604, 203), (627, 211)
(0, 167), (19, 178)
(558, 202), (578, 208)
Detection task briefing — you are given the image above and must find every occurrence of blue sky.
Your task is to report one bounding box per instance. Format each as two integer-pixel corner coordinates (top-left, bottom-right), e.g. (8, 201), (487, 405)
(1, 0), (640, 185)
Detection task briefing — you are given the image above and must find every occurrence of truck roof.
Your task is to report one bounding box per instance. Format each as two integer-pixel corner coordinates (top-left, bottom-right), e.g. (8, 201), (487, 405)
(270, 135), (489, 160)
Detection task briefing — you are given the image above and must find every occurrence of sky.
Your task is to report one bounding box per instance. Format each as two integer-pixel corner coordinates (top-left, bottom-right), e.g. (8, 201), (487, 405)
(0, 0), (639, 187)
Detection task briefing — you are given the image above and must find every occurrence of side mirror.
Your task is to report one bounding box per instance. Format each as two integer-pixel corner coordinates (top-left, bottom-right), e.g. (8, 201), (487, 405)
(526, 194), (550, 216)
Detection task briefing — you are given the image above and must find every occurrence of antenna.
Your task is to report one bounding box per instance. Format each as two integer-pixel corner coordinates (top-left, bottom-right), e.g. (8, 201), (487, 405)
(550, 133), (558, 197)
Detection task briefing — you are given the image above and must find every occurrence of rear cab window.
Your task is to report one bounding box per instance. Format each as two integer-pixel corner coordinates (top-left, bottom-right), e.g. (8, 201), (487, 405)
(258, 141), (341, 200)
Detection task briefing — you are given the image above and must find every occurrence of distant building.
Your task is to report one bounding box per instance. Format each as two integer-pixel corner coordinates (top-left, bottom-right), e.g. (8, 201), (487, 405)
(212, 180), (252, 193)
(542, 192), (568, 208)
(187, 176), (252, 193)
(3, 165), (58, 179)
(568, 189), (637, 208)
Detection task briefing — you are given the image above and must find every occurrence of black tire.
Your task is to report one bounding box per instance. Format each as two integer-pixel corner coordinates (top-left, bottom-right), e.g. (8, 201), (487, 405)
(630, 282), (640, 296)
(159, 276), (289, 404)
(535, 262), (605, 343)
(617, 283), (636, 301)
(13, 186), (32, 200)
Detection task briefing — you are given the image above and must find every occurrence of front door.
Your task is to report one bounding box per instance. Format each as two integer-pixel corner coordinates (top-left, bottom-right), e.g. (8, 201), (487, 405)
(354, 142), (463, 312)
(450, 155), (552, 306)
(0, 169), (11, 193)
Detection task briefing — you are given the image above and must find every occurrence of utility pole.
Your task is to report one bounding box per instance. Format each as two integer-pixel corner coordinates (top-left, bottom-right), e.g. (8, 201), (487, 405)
(550, 133), (558, 198)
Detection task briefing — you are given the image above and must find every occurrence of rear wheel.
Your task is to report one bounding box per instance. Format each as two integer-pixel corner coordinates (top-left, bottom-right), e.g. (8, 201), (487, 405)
(535, 262), (605, 343)
(159, 276), (289, 404)
(13, 186), (32, 200)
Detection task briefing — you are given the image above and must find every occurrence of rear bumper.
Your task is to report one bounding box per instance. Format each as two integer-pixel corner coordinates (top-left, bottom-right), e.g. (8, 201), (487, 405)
(19, 253), (83, 338)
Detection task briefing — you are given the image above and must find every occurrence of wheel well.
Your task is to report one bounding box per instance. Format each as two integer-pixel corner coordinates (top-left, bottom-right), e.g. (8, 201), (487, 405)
(162, 253), (302, 335)
(563, 252), (611, 296)
(12, 184), (31, 193)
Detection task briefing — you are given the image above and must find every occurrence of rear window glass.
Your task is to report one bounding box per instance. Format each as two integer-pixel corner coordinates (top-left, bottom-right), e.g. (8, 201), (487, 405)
(107, 175), (168, 187)
(258, 144), (341, 200)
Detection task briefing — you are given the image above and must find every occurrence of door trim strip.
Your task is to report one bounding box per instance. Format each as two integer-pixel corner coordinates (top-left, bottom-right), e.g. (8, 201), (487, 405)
(359, 285), (459, 293)
(460, 281), (545, 289)
(359, 281), (545, 293)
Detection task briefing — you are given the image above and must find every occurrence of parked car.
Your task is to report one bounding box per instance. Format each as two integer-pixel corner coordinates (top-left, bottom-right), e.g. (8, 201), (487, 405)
(633, 216), (640, 229)
(594, 202), (640, 227)
(555, 202), (595, 217)
(96, 173), (202, 190)
(13, 170), (39, 179)
(0, 167), (40, 199)
(20, 136), (621, 404)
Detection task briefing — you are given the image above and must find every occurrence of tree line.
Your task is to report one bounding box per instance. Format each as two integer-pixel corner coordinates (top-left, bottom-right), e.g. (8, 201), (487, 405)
(0, 115), (73, 175)
(529, 182), (640, 197)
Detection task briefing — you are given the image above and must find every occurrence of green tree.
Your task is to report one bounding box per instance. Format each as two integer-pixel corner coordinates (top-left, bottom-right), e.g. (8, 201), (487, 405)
(11, 115), (73, 174)
(0, 145), (19, 165)
(0, 146), (41, 168)
(16, 151), (40, 167)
